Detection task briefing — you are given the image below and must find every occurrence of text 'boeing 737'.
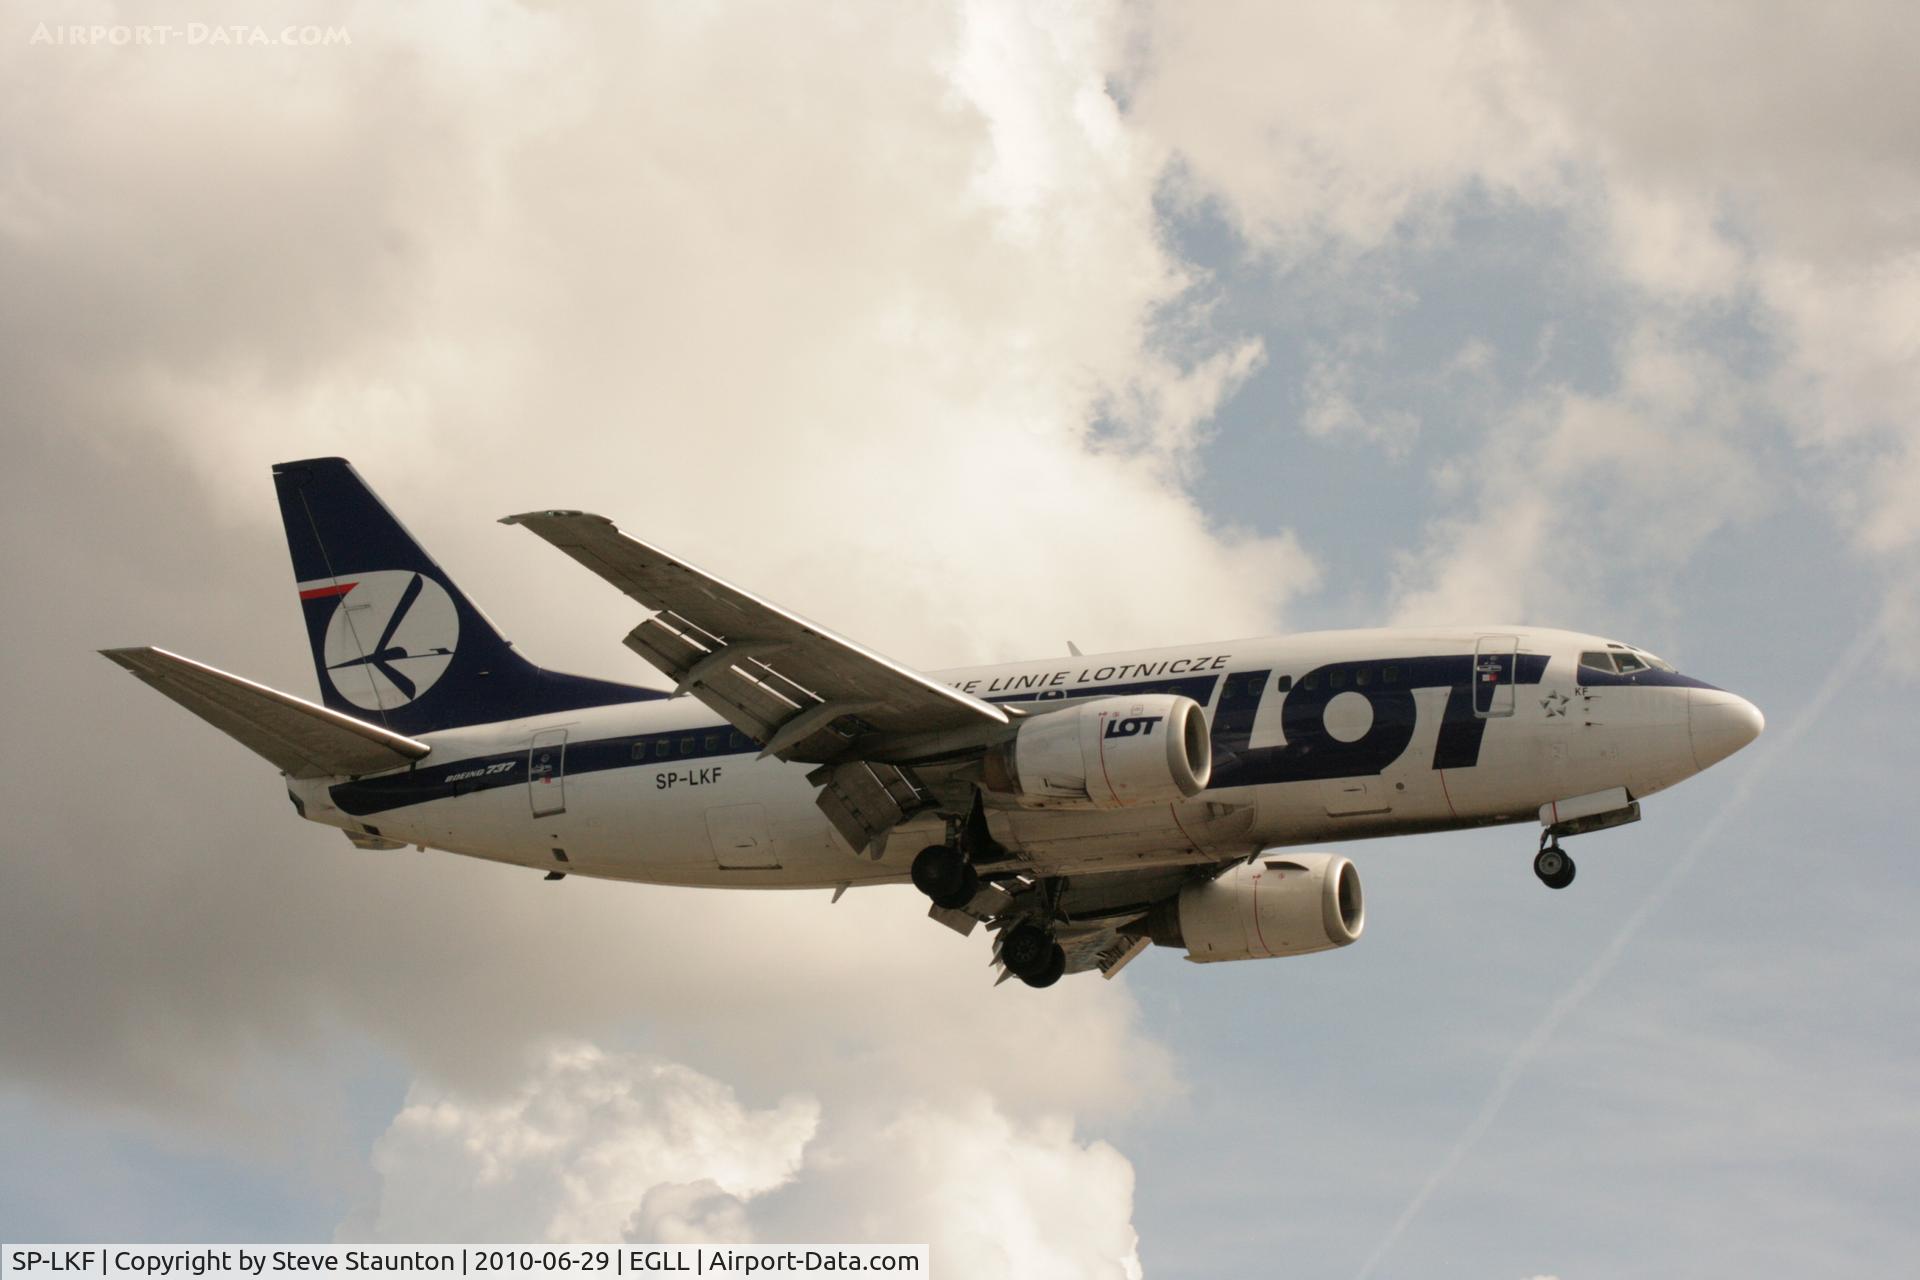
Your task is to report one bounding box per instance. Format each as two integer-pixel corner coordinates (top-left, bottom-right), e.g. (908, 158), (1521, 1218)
(103, 459), (1763, 988)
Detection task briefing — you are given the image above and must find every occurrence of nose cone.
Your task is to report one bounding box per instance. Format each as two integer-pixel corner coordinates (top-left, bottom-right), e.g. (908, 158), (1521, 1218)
(1688, 688), (1765, 770)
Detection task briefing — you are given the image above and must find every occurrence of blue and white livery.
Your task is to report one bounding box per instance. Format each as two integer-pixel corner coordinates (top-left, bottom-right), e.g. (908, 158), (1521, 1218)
(103, 458), (1764, 987)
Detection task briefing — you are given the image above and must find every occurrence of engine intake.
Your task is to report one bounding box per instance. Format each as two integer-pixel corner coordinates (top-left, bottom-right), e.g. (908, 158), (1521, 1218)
(1146, 853), (1364, 962)
(980, 693), (1211, 810)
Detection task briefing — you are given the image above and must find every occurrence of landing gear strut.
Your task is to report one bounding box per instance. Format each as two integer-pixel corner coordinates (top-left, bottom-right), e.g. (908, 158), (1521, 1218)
(1533, 837), (1576, 890)
(1000, 921), (1067, 988)
(911, 844), (979, 910)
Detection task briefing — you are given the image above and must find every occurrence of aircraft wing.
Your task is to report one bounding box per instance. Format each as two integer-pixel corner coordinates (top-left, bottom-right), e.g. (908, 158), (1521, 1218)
(101, 647), (430, 779)
(501, 510), (1008, 763)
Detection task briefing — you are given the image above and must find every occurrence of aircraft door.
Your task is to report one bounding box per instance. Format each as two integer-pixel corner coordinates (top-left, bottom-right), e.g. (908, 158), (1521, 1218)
(707, 803), (780, 869)
(1473, 634), (1518, 717)
(529, 728), (568, 817)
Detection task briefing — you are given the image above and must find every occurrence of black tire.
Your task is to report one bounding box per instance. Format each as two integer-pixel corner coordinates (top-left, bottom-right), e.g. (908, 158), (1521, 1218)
(1544, 856), (1577, 890)
(912, 845), (963, 900)
(1001, 922), (1053, 977)
(931, 862), (980, 910)
(1533, 845), (1569, 884)
(1021, 942), (1068, 989)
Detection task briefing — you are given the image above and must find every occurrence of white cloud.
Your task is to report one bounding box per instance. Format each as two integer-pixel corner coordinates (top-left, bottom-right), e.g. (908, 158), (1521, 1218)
(628, 1182), (754, 1246)
(1131, 2), (1569, 260)
(1512, 6), (1920, 569)
(351, 1043), (816, 1242)
(0, 0), (1270, 1141)
(1300, 341), (1420, 458)
(1129, 0), (1920, 635)
(352, 1042), (1144, 1279)
(759, 1095), (1144, 1280)
(1387, 317), (1764, 627)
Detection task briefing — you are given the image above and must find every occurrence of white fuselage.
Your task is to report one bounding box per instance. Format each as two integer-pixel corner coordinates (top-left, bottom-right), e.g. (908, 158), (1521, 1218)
(288, 626), (1742, 889)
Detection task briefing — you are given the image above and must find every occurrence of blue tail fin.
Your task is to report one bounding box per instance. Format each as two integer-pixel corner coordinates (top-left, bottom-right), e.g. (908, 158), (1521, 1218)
(273, 457), (661, 736)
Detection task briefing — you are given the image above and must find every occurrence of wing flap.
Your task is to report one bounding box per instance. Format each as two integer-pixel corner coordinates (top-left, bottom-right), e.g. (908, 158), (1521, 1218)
(101, 647), (430, 779)
(621, 623), (815, 748)
(809, 760), (934, 859)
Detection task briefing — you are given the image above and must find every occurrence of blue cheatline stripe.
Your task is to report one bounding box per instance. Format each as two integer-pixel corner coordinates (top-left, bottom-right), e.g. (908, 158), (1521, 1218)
(331, 721), (752, 816)
(327, 656), (1572, 817)
(982, 673), (1221, 706)
(330, 673), (1230, 816)
(1568, 665), (1719, 690)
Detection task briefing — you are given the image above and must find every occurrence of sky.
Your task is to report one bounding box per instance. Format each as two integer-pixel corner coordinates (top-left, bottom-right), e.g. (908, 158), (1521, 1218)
(2, 2), (1917, 1277)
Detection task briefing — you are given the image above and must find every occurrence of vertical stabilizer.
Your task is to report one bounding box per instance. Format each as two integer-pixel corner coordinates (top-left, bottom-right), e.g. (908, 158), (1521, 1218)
(272, 457), (659, 735)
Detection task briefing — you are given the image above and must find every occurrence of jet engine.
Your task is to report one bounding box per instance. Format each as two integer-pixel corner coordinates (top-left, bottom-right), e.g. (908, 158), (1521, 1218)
(1145, 853), (1364, 962)
(978, 693), (1211, 810)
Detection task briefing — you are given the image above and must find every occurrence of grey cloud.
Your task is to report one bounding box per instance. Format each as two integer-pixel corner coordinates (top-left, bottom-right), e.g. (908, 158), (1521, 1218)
(2, 0), (1243, 1166)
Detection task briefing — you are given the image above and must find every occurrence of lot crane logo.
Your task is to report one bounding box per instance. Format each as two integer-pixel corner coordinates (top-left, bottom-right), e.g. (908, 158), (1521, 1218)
(303, 570), (459, 710)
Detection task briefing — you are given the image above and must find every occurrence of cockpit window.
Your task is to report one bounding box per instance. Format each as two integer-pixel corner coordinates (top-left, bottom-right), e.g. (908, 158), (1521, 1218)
(1582, 647), (1679, 675)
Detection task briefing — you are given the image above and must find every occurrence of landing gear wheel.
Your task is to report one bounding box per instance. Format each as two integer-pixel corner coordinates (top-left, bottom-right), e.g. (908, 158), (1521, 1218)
(1020, 942), (1068, 989)
(912, 845), (965, 900)
(1001, 922), (1054, 978)
(1533, 843), (1576, 890)
(931, 862), (980, 910)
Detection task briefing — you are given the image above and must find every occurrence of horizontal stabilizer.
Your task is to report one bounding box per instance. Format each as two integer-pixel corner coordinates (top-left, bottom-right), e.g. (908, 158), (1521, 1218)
(100, 647), (430, 779)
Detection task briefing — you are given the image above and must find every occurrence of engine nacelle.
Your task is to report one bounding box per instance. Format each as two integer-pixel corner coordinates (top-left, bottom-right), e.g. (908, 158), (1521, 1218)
(980, 693), (1211, 810)
(1147, 853), (1364, 962)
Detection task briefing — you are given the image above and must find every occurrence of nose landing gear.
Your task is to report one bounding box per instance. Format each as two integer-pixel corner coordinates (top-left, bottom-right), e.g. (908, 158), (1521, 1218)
(1533, 836), (1576, 890)
(1531, 788), (1639, 889)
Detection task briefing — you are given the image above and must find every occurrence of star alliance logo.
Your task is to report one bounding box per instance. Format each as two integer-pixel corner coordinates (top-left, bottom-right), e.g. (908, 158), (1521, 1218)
(1540, 690), (1570, 717)
(312, 570), (460, 710)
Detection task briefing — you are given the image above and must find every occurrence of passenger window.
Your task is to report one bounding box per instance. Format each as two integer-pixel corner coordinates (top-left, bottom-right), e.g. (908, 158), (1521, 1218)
(631, 743), (647, 761)
(1383, 665), (1400, 684)
(1578, 651), (1617, 673)
(679, 737), (694, 754)
(1274, 675), (1293, 692)
(654, 740), (670, 759)
(729, 732), (744, 749)
(1329, 671), (1346, 690)
(1302, 674), (1319, 690)
(1355, 669), (1371, 687)
(704, 734), (720, 752)
(1614, 653), (1648, 674)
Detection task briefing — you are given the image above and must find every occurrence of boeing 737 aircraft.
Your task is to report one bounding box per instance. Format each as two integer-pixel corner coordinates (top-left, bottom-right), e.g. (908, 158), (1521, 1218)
(103, 458), (1764, 987)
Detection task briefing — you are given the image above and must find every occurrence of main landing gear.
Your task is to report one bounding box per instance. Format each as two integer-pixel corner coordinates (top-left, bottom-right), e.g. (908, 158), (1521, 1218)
(911, 844), (980, 910)
(1533, 836), (1576, 890)
(913, 828), (1066, 989)
(999, 920), (1067, 989)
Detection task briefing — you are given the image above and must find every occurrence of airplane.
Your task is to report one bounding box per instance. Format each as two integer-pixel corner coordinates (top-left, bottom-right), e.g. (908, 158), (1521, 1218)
(102, 458), (1765, 988)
